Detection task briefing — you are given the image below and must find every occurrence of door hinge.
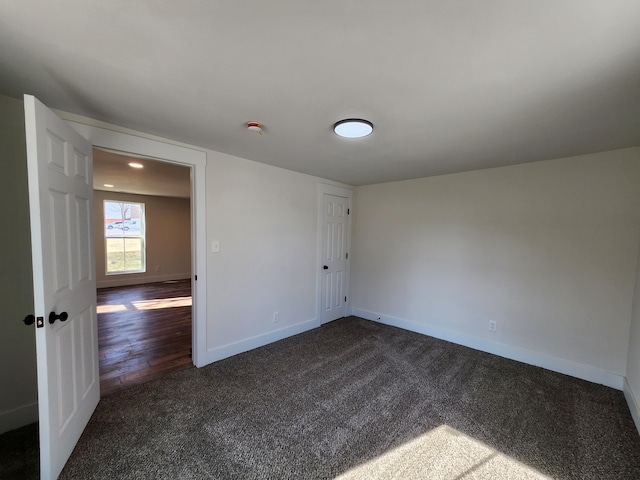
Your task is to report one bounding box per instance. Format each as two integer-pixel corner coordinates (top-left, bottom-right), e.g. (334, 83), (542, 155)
(346, 253), (348, 259)
(195, 274), (198, 281)
(345, 296), (347, 302)
(347, 208), (350, 215)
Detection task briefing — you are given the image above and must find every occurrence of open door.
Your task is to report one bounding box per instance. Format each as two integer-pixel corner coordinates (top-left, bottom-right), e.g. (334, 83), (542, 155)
(24, 95), (99, 479)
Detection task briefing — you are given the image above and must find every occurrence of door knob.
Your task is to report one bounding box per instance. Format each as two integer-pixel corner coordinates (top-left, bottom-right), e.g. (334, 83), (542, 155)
(323, 265), (328, 270)
(49, 311), (69, 324)
(24, 315), (44, 328)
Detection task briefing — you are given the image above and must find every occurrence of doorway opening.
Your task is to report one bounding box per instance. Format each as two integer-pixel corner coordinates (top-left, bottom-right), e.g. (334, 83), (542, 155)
(93, 148), (194, 396)
(97, 279), (193, 395)
(5, 101), (207, 478)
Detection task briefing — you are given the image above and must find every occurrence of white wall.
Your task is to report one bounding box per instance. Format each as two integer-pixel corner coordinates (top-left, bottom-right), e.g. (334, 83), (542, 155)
(351, 148), (640, 389)
(62, 112), (351, 368)
(94, 190), (191, 288)
(204, 150), (334, 361)
(0, 95), (38, 433)
(626, 244), (640, 431)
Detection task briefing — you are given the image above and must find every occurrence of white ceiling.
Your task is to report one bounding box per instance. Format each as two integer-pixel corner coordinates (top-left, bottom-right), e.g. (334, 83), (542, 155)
(1, 1), (639, 186)
(93, 149), (191, 198)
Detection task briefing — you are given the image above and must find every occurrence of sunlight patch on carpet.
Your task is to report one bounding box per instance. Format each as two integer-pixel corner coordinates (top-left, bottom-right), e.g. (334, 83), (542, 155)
(336, 425), (550, 480)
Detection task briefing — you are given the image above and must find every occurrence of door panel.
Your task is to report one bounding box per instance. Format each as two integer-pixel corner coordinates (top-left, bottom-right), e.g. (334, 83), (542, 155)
(50, 190), (71, 292)
(321, 194), (349, 323)
(56, 323), (77, 429)
(76, 195), (92, 282)
(79, 306), (97, 396)
(24, 95), (99, 480)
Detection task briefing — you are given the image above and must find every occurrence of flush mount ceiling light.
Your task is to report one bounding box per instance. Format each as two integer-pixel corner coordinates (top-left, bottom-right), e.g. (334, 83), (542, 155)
(103, 184), (114, 188)
(333, 119), (373, 138)
(128, 162), (143, 169)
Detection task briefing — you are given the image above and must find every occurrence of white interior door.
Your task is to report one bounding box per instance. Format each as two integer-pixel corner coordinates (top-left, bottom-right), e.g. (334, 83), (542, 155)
(24, 95), (99, 480)
(321, 194), (350, 323)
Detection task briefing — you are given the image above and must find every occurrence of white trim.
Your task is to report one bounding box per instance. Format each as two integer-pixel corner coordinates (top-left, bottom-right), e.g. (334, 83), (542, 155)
(317, 183), (354, 198)
(352, 308), (625, 390)
(67, 121), (206, 166)
(97, 273), (191, 289)
(65, 121), (208, 368)
(202, 318), (318, 365)
(0, 401), (38, 435)
(624, 378), (640, 434)
(316, 183), (354, 325)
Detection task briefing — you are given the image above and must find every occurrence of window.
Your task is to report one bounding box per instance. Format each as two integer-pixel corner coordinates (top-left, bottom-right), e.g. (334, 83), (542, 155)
(104, 200), (145, 274)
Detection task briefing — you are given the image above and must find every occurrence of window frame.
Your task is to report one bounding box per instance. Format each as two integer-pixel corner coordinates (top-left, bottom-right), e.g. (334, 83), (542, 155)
(103, 200), (146, 275)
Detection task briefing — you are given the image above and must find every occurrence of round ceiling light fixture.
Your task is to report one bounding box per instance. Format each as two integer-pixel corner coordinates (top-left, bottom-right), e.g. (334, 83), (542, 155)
(128, 162), (144, 169)
(333, 118), (373, 138)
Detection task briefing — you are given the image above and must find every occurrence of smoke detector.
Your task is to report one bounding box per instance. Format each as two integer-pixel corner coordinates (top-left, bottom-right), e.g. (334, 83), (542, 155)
(247, 122), (263, 135)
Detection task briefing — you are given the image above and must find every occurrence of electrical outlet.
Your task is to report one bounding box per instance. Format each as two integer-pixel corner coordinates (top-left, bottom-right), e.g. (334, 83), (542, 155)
(273, 311), (279, 323)
(489, 320), (497, 332)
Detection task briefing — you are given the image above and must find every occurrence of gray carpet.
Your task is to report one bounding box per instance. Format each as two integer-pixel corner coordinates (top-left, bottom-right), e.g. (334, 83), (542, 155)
(0, 421), (38, 479)
(2, 317), (640, 479)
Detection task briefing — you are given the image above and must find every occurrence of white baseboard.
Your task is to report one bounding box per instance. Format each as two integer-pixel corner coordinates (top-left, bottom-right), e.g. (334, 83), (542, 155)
(623, 378), (640, 434)
(351, 308), (624, 390)
(0, 401), (38, 435)
(202, 318), (320, 366)
(97, 273), (191, 289)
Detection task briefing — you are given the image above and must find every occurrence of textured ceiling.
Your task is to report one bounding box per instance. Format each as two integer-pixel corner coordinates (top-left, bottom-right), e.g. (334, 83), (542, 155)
(1, 1), (639, 185)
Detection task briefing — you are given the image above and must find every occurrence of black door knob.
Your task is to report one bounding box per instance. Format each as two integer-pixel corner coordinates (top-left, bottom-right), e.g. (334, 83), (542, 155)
(24, 315), (35, 325)
(323, 265), (328, 270)
(49, 311), (69, 324)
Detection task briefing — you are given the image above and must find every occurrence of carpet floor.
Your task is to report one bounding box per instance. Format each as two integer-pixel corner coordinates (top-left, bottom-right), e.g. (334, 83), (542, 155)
(2, 316), (640, 479)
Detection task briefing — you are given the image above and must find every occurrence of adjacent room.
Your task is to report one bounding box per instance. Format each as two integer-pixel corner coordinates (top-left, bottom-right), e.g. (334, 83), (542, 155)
(92, 149), (194, 395)
(1, 2), (640, 479)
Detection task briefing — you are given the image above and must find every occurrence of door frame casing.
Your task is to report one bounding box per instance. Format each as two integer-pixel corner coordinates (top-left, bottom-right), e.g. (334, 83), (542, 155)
(66, 121), (208, 367)
(316, 183), (353, 324)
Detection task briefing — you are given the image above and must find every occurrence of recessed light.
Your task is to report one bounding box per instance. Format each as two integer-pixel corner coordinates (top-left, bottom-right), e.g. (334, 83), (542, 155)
(104, 184), (114, 188)
(128, 162), (143, 169)
(333, 119), (373, 138)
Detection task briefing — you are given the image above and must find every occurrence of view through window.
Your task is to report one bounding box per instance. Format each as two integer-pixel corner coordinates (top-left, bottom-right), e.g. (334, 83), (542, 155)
(104, 200), (145, 274)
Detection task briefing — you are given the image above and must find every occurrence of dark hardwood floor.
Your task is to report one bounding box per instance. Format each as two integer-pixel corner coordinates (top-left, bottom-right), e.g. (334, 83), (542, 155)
(98, 279), (193, 397)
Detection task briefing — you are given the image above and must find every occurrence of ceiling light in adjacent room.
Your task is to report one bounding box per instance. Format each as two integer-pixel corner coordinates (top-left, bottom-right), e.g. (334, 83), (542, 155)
(103, 184), (114, 188)
(128, 162), (143, 168)
(333, 119), (373, 138)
